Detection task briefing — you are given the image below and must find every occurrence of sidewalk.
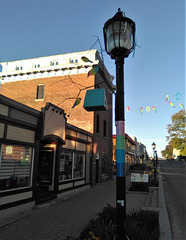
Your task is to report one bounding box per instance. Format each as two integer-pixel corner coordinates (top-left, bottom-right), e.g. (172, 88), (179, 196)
(0, 175), (149, 240)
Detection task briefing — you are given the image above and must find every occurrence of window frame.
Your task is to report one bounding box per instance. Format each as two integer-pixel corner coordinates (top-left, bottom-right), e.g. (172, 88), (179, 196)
(36, 84), (45, 100)
(0, 144), (34, 192)
(59, 150), (85, 182)
(103, 120), (107, 137)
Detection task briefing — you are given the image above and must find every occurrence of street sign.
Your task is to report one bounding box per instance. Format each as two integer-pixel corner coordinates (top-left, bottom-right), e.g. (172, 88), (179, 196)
(131, 173), (149, 183)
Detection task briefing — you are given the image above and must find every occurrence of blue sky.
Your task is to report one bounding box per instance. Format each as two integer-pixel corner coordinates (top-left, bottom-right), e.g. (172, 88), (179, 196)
(0, 0), (185, 157)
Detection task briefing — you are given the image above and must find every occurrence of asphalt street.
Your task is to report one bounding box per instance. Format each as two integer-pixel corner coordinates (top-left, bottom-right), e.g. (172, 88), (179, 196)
(160, 160), (186, 240)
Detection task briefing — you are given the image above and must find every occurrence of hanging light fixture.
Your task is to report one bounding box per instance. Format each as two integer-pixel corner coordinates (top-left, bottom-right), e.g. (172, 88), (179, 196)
(103, 8), (136, 59)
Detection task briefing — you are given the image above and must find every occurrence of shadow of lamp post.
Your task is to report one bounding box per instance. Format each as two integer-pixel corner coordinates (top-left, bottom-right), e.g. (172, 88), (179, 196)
(103, 8), (136, 240)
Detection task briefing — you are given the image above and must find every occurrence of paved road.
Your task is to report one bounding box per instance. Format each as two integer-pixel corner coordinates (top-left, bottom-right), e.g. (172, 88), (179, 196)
(160, 160), (186, 240)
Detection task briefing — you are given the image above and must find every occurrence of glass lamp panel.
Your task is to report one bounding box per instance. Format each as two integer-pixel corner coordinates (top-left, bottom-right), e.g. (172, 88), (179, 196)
(120, 23), (133, 50)
(106, 24), (115, 54)
(106, 21), (133, 54)
(152, 143), (156, 149)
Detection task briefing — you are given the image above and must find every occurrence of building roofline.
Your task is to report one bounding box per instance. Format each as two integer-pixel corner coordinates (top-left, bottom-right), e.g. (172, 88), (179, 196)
(0, 49), (98, 65)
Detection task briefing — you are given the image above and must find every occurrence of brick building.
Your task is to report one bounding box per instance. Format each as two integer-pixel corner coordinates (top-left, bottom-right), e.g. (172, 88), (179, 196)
(0, 94), (95, 222)
(0, 49), (114, 185)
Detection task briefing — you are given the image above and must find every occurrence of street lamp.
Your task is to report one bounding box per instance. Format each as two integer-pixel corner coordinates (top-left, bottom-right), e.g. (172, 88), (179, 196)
(152, 142), (156, 152)
(152, 142), (157, 180)
(103, 9), (135, 240)
(154, 150), (158, 180)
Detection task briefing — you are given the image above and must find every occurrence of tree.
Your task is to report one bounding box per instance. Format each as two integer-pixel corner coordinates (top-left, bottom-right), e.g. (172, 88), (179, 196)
(166, 109), (186, 156)
(161, 145), (173, 159)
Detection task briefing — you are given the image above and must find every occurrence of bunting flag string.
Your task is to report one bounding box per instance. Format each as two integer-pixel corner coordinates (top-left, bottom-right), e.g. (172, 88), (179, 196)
(43, 35), (184, 115)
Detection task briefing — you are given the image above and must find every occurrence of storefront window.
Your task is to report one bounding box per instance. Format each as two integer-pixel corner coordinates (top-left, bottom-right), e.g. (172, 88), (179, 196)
(73, 152), (84, 179)
(59, 151), (73, 181)
(0, 144), (33, 191)
(59, 151), (85, 181)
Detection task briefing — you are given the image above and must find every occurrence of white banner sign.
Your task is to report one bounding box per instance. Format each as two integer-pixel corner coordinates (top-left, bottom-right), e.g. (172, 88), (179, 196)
(131, 173), (149, 183)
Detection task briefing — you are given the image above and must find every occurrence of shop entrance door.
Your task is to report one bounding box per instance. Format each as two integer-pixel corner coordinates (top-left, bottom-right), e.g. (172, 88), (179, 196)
(38, 149), (53, 184)
(36, 148), (56, 204)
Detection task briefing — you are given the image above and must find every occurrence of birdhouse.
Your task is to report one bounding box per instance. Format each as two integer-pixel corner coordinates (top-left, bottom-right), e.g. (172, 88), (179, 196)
(83, 88), (108, 111)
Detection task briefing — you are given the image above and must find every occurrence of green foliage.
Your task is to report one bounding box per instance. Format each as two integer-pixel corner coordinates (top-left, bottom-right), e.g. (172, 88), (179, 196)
(126, 210), (159, 240)
(79, 205), (117, 240)
(161, 145), (173, 158)
(66, 205), (159, 240)
(165, 110), (186, 156)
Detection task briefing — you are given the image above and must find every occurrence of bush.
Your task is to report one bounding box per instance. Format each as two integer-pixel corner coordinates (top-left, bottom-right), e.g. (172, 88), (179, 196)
(126, 209), (159, 240)
(79, 205), (117, 240)
(66, 205), (159, 240)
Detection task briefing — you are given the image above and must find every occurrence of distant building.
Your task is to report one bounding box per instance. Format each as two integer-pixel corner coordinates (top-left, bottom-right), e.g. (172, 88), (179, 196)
(113, 134), (136, 173)
(173, 148), (180, 160)
(136, 142), (147, 164)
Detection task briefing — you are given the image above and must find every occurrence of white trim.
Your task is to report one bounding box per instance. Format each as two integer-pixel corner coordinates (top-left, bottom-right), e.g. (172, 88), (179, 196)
(0, 191), (32, 205)
(74, 180), (85, 186)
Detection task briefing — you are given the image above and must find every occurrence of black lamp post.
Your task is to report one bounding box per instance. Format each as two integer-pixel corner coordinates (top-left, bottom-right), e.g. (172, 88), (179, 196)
(154, 150), (158, 179)
(103, 9), (135, 240)
(152, 142), (157, 180)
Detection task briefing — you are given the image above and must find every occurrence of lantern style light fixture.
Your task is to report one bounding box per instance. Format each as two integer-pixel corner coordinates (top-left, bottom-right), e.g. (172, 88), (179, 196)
(152, 142), (156, 150)
(103, 8), (136, 59)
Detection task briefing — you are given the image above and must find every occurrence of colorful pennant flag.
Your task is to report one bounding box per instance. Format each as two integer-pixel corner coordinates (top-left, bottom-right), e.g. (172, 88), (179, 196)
(87, 65), (100, 77)
(72, 98), (81, 108)
(169, 101), (175, 108)
(81, 56), (93, 63)
(127, 106), (130, 112)
(152, 106), (157, 113)
(140, 107), (143, 114)
(175, 92), (181, 100)
(146, 106), (150, 112)
(165, 95), (169, 104)
(179, 103), (184, 108)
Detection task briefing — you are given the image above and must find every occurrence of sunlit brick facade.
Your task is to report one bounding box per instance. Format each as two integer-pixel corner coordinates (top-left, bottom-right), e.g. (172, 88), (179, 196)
(0, 50), (114, 185)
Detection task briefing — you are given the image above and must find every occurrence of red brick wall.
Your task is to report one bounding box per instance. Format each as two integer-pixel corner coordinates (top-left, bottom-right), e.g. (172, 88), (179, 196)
(1, 74), (95, 133)
(1, 71), (113, 184)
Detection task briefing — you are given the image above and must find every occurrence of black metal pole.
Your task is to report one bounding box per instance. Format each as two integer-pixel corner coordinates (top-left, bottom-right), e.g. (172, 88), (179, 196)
(115, 56), (126, 240)
(155, 152), (158, 178)
(153, 149), (156, 180)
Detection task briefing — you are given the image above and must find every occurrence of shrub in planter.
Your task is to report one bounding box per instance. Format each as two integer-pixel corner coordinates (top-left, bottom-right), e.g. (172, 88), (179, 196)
(150, 178), (159, 187)
(66, 205), (159, 240)
(126, 210), (159, 240)
(79, 205), (117, 240)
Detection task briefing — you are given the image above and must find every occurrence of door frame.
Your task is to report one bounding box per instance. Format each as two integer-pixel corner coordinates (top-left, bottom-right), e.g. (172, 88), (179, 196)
(37, 147), (54, 186)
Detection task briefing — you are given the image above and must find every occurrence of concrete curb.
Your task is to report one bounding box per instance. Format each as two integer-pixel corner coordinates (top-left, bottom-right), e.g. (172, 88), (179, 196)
(159, 174), (172, 240)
